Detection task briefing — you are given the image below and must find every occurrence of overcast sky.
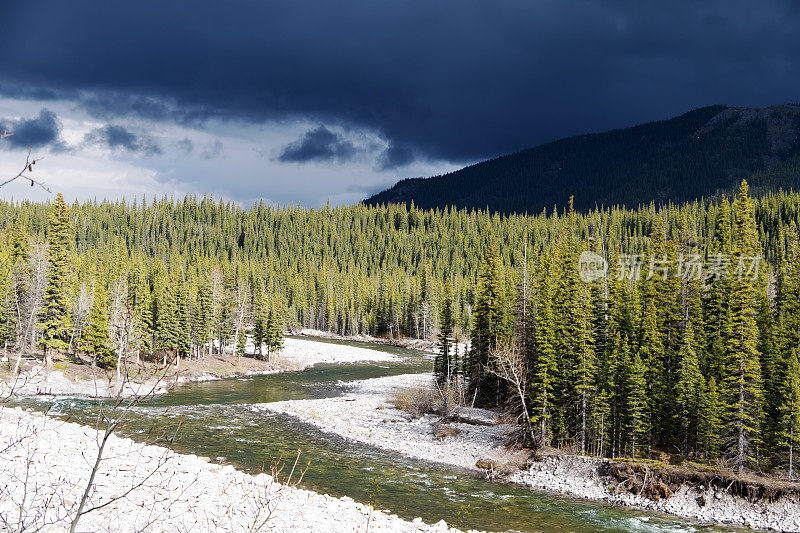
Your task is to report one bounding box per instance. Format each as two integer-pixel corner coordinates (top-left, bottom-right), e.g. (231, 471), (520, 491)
(1, 1), (799, 207)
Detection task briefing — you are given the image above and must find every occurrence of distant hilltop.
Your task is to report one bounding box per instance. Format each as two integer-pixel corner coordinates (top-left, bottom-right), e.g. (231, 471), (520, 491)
(365, 104), (800, 213)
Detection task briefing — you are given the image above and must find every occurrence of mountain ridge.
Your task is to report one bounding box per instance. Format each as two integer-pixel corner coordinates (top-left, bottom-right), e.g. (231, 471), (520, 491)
(365, 104), (800, 213)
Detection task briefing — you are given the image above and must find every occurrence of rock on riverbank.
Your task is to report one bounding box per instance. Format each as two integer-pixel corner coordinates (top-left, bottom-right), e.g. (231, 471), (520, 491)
(0, 406), (469, 532)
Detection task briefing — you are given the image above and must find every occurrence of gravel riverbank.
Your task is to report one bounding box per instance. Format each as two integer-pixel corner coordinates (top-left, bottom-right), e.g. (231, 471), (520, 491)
(1, 337), (401, 399)
(260, 372), (800, 532)
(258, 373), (515, 473)
(0, 406), (469, 532)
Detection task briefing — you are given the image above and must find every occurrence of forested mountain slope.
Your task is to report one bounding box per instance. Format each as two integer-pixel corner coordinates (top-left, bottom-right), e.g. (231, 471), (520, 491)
(366, 104), (800, 213)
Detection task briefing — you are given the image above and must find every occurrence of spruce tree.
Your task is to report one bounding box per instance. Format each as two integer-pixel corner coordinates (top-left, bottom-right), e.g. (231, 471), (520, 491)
(704, 195), (732, 381)
(83, 268), (113, 367)
(638, 300), (664, 449)
(531, 256), (557, 446)
(40, 193), (73, 361)
(435, 280), (454, 386)
(698, 376), (722, 459)
(265, 297), (284, 359)
(176, 275), (191, 362)
(0, 246), (14, 347)
(468, 243), (507, 406)
(675, 322), (703, 455)
(774, 350), (800, 478)
(721, 181), (765, 474)
(155, 272), (180, 365)
(572, 282), (596, 455)
(625, 345), (649, 458)
(235, 326), (247, 360)
(252, 291), (268, 360)
(194, 276), (212, 357)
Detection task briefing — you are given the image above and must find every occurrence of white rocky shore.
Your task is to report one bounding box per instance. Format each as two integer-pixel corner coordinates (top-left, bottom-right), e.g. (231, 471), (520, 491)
(511, 456), (800, 532)
(0, 406), (469, 533)
(257, 373), (515, 473)
(294, 329), (469, 357)
(260, 372), (800, 532)
(277, 336), (400, 367)
(1, 337), (401, 399)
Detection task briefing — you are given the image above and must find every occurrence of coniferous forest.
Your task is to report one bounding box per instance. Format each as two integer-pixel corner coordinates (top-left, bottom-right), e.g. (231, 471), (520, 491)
(1, 181), (799, 477)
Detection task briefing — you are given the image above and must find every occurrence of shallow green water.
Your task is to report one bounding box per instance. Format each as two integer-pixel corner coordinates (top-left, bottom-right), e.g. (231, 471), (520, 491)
(20, 339), (745, 532)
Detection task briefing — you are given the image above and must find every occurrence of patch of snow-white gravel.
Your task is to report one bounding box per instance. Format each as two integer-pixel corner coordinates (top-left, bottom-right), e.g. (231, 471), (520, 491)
(2, 337), (400, 399)
(510, 456), (800, 532)
(258, 372), (800, 532)
(0, 406), (470, 532)
(1, 366), (170, 399)
(277, 337), (400, 368)
(256, 373), (512, 472)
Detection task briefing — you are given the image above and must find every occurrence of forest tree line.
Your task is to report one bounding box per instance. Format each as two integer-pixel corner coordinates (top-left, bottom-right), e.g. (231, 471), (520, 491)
(0, 184), (799, 477)
(445, 181), (799, 478)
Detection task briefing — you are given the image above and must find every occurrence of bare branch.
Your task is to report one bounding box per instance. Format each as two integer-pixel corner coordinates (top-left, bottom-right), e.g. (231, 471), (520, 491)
(0, 147), (51, 192)
(486, 342), (535, 443)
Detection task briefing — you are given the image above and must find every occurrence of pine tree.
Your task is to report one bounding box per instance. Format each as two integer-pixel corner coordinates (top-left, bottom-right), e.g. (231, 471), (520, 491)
(625, 345), (649, 458)
(531, 257), (557, 446)
(83, 268), (113, 367)
(698, 376), (722, 459)
(265, 297), (284, 359)
(252, 291), (268, 360)
(468, 243), (507, 406)
(774, 350), (800, 479)
(39, 193), (73, 361)
(434, 280), (454, 386)
(675, 322), (703, 455)
(235, 326), (247, 360)
(721, 181), (764, 474)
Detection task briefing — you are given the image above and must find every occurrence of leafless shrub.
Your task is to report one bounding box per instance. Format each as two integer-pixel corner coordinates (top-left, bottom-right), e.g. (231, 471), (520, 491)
(432, 375), (466, 416)
(389, 386), (436, 417)
(486, 342), (535, 444)
(239, 449), (309, 532)
(0, 359), (180, 532)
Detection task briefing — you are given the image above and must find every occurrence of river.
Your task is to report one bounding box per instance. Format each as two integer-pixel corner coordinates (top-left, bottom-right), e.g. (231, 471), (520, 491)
(17, 339), (745, 532)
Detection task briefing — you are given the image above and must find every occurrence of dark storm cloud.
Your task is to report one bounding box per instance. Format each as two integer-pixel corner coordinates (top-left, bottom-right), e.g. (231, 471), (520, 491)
(84, 125), (161, 155)
(0, 109), (64, 150)
(2, 1), (800, 166)
(278, 126), (357, 163)
(377, 144), (416, 170)
(0, 84), (64, 101)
